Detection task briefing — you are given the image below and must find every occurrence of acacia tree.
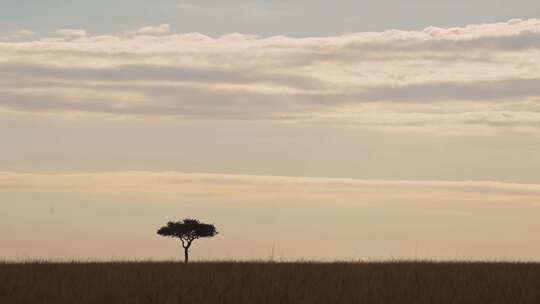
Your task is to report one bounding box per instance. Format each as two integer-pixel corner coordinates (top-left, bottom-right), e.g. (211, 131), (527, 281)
(157, 218), (218, 263)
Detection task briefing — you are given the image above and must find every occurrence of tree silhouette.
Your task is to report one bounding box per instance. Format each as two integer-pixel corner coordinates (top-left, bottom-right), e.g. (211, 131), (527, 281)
(157, 218), (218, 263)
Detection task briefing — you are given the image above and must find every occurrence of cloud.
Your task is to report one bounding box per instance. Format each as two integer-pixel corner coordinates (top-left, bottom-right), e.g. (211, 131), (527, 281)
(1, 19), (540, 134)
(0, 64), (321, 89)
(1, 171), (539, 204)
(0, 30), (35, 41)
(12, 30), (35, 37)
(133, 24), (171, 35)
(57, 29), (88, 38)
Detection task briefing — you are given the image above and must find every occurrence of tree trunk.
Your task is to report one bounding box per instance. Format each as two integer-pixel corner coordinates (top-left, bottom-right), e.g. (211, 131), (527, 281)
(184, 247), (189, 263)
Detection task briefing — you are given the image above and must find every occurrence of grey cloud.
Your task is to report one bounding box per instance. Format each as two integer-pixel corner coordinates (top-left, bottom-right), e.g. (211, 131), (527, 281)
(2, 20), (540, 135)
(355, 78), (540, 102)
(2, 80), (540, 136)
(3, 77), (540, 118)
(0, 64), (322, 90)
(0, 87), (310, 119)
(342, 31), (540, 53)
(278, 31), (540, 67)
(0, 92), (131, 115)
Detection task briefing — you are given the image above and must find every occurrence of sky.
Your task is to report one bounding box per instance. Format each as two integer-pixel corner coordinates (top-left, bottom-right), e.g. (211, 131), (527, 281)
(1, 1), (540, 261)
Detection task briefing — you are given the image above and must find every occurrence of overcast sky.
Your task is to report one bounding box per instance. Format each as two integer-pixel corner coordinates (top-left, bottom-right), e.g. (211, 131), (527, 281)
(1, 1), (540, 261)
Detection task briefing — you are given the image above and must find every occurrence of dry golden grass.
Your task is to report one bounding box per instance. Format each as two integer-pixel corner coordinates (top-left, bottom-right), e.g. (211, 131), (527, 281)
(1, 261), (540, 304)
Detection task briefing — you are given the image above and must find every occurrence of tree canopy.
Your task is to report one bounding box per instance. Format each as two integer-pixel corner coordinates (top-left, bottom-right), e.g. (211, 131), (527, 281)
(157, 218), (218, 262)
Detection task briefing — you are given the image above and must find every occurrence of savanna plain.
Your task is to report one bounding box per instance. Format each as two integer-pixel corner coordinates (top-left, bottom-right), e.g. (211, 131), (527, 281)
(1, 261), (540, 304)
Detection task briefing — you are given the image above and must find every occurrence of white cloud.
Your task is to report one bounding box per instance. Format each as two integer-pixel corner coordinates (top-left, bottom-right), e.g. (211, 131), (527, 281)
(1, 171), (539, 204)
(57, 29), (88, 38)
(13, 30), (35, 37)
(133, 24), (171, 35)
(1, 19), (540, 134)
(0, 29), (35, 41)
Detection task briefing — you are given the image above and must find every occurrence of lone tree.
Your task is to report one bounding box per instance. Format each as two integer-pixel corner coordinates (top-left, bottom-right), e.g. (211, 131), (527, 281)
(157, 218), (218, 262)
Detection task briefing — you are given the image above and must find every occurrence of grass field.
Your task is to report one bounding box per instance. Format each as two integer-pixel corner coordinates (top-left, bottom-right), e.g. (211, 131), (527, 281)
(1, 261), (540, 304)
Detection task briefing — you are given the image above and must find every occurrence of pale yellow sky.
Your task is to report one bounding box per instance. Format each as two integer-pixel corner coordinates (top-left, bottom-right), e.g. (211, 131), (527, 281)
(2, 18), (540, 261)
(2, 172), (540, 261)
